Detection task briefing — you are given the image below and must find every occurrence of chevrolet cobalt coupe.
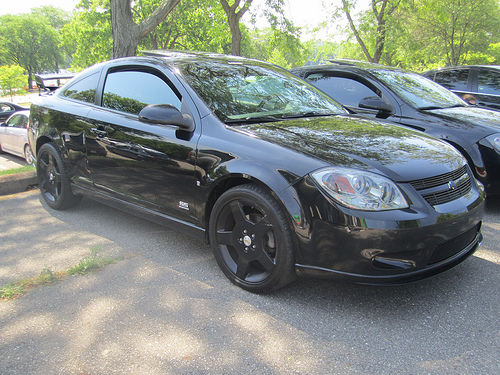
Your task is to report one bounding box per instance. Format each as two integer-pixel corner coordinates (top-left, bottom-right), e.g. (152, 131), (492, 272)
(28, 51), (485, 292)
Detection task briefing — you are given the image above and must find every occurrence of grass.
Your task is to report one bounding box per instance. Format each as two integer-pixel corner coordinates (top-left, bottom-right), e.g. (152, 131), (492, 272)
(0, 246), (121, 301)
(0, 164), (36, 177)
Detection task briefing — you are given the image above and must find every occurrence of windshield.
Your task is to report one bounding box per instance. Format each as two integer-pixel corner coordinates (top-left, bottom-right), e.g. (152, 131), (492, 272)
(370, 69), (467, 110)
(179, 60), (345, 122)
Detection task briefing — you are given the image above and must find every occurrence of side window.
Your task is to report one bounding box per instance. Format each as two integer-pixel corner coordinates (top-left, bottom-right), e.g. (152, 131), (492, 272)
(102, 70), (181, 115)
(478, 69), (500, 95)
(0, 104), (13, 113)
(307, 74), (378, 107)
(61, 72), (99, 103)
(433, 69), (469, 91)
(6, 114), (22, 127)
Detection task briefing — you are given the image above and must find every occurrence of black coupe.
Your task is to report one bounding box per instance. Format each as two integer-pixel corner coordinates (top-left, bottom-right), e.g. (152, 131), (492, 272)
(28, 52), (485, 292)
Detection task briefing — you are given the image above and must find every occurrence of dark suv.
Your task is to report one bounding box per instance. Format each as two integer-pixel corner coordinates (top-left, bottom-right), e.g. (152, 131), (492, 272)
(422, 65), (500, 112)
(292, 60), (500, 195)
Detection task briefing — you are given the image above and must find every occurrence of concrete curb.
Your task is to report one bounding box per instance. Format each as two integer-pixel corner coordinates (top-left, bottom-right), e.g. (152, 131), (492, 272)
(0, 171), (38, 196)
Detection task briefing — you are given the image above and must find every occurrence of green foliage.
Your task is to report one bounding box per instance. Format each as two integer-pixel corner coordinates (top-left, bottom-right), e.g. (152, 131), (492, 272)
(0, 13), (63, 87)
(67, 245), (117, 275)
(0, 165), (35, 177)
(245, 28), (306, 68)
(60, 0), (112, 69)
(0, 65), (26, 100)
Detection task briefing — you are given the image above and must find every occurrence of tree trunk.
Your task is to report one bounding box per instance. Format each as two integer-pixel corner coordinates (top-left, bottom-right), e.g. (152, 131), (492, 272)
(220, 0), (252, 56)
(110, 0), (182, 58)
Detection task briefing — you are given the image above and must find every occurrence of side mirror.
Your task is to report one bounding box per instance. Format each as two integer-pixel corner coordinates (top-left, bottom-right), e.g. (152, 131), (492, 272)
(358, 96), (394, 113)
(139, 104), (194, 132)
(0, 122), (7, 127)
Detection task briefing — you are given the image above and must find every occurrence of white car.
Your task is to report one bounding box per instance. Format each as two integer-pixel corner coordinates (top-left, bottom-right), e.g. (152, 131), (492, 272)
(0, 110), (33, 164)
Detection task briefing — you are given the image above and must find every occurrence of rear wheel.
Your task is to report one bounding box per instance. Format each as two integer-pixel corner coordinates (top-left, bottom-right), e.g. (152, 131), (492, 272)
(209, 184), (296, 293)
(24, 144), (34, 165)
(37, 142), (81, 210)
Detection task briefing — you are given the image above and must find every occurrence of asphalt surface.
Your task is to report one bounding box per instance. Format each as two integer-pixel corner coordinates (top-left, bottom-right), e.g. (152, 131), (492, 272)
(0, 155), (499, 374)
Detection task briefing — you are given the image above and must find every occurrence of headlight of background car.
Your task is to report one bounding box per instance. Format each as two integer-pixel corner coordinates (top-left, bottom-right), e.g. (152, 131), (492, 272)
(311, 168), (409, 211)
(484, 133), (500, 153)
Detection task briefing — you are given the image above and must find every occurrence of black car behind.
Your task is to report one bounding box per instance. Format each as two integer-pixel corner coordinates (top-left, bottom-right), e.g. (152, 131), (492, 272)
(422, 65), (500, 112)
(28, 52), (485, 292)
(292, 60), (500, 196)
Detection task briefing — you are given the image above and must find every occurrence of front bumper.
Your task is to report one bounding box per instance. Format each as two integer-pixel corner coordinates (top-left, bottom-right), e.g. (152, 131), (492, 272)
(290, 174), (486, 284)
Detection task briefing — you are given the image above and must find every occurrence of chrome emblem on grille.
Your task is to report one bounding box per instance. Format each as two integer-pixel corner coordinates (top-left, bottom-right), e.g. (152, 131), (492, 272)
(448, 180), (457, 190)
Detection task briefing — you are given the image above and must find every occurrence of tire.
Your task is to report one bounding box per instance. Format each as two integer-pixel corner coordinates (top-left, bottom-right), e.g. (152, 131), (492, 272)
(37, 142), (82, 210)
(24, 144), (34, 165)
(209, 184), (296, 293)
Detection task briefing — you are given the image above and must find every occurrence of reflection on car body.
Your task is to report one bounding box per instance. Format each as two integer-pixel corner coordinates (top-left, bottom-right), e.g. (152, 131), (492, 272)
(292, 60), (500, 196)
(28, 51), (485, 293)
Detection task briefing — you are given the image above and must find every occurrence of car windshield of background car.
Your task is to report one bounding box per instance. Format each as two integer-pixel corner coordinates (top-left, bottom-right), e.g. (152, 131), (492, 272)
(179, 61), (345, 122)
(371, 70), (467, 110)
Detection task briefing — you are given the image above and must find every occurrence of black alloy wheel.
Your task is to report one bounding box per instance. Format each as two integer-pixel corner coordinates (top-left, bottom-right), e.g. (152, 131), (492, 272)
(37, 142), (82, 210)
(209, 184), (296, 293)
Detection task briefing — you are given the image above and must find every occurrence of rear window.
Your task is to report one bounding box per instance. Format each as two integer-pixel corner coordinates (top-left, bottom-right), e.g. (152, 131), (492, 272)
(433, 69), (469, 91)
(61, 72), (100, 104)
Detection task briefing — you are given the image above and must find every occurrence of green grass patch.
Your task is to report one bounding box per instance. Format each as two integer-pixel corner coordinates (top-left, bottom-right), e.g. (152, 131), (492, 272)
(0, 246), (121, 301)
(0, 164), (36, 176)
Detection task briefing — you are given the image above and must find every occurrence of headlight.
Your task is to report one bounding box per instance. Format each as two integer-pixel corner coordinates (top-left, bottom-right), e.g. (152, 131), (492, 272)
(311, 168), (409, 211)
(485, 134), (500, 153)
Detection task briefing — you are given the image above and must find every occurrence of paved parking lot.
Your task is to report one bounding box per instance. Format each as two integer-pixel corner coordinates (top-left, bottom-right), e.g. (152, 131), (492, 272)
(0, 188), (499, 374)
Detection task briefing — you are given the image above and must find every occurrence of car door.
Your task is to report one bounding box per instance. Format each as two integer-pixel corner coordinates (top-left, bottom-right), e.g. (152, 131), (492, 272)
(85, 66), (199, 224)
(473, 68), (500, 111)
(0, 113), (27, 156)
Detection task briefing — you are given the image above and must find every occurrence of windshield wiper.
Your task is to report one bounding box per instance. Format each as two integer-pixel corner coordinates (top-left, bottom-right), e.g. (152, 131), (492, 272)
(282, 111), (336, 119)
(225, 115), (284, 124)
(418, 106), (444, 110)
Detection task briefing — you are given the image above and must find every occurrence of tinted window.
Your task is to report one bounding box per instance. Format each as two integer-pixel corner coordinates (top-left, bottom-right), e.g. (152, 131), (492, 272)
(0, 103), (13, 112)
(102, 70), (181, 115)
(433, 69), (469, 91)
(371, 70), (465, 109)
(6, 114), (27, 128)
(61, 72), (99, 103)
(180, 61), (344, 121)
(478, 69), (500, 96)
(306, 74), (378, 107)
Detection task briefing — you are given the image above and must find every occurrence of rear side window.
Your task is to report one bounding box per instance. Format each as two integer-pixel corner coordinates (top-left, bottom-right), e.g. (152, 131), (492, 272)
(102, 70), (181, 115)
(433, 69), (469, 91)
(6, 114), (27, 127)
(61, 72), (99, 103)
(478, 69), (500, 95)
(307, 74), (378, 107)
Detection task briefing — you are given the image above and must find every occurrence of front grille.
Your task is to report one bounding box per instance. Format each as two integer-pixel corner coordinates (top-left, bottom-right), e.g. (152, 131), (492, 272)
(428, 223), (481, 265)
(409, 165), (472, 206)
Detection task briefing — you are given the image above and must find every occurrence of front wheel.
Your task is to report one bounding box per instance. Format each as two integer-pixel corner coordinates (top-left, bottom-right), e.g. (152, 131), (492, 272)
(209, 184), (296, 293)
(37, 142), (82, 210)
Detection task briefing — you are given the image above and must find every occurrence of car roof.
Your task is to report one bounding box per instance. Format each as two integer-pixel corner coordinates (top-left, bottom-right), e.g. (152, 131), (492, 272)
(424, 65), (500, 73)
(292, 59), (409, 76)
(141, 50), (270, 66)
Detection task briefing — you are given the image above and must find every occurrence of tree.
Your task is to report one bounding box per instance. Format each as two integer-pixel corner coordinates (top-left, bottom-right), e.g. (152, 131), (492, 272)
(406, 0), (500, 66)
(0, 14), (62, 88)
(110, 0), (182, 58)
(61, 0), (113, 69)
(330, 0), (401, 64)
(220, 0), (252, 56)
(136, 0), (231, 53)
(0, 65), (26, 101)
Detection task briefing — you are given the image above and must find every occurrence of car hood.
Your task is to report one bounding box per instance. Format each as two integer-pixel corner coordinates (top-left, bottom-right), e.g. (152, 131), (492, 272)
(239, 115), (466, 182)
(427, 106), (500, 137)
